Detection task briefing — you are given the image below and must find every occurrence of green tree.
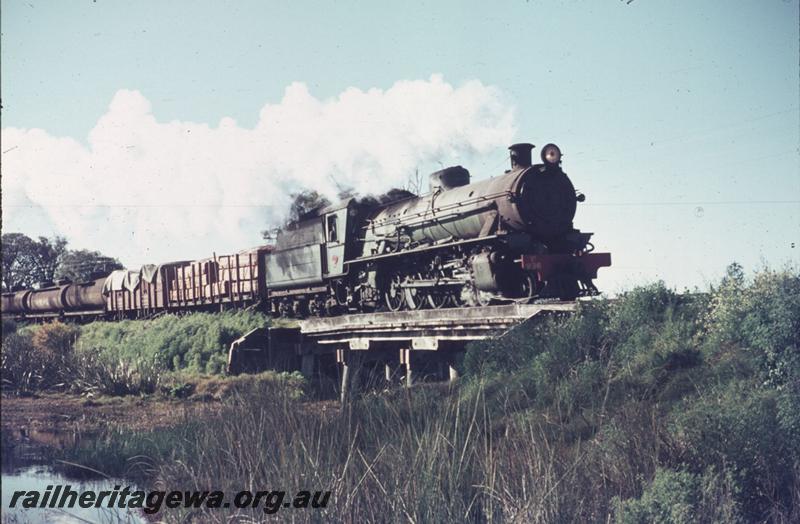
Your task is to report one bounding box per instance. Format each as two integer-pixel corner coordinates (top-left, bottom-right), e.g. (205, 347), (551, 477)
(1, 233), (68, 290)
(55, 249), (123, 283)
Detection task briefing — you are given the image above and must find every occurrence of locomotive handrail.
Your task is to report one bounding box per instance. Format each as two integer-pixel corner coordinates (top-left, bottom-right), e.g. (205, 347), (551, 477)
(344, 234), (499, 266)
(365, 190), (510, 229)
(362, 203), (494, 241)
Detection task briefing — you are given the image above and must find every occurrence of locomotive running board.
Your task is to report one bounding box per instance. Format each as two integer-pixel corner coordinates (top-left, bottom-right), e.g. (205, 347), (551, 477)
(345, 234), (499, 265)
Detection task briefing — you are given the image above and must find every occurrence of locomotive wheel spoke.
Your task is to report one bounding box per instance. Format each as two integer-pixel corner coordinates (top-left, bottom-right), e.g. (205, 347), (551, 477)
(384, 274), (406, 312)
(425, 269), (450, 309)
(427, 289), (449, 309)
(405, 272), (426, 310)
(449, 288), (466, 308)
(405, 289), (424, 310)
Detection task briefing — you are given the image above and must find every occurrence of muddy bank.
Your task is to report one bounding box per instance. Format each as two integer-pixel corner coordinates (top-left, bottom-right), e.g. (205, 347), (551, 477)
(1, 393), (213, 445)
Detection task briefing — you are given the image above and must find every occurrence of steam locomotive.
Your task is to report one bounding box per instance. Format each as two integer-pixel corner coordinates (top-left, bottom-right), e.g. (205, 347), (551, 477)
(1, 142), (610, 320)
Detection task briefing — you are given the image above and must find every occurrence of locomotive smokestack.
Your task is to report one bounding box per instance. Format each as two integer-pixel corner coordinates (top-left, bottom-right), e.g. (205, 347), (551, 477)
(509, 143), (534, 170)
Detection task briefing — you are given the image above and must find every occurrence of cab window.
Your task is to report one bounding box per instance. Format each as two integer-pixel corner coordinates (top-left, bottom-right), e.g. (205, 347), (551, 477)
(326, 215), (338, 243)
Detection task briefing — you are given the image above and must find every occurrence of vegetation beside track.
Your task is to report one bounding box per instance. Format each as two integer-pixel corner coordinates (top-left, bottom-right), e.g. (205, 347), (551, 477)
(2, 264), (798, 522)
(1, 310), (272, 394)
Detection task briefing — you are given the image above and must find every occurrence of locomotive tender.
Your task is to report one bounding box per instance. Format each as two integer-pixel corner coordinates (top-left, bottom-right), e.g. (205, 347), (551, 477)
(2, 142), (610, 320)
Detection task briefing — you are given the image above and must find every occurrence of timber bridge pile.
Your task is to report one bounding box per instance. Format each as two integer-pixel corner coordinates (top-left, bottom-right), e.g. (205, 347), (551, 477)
(228, 301), (577, 401)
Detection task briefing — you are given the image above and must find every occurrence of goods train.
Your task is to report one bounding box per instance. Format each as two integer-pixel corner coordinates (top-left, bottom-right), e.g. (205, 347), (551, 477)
(1, 142), (610, 321)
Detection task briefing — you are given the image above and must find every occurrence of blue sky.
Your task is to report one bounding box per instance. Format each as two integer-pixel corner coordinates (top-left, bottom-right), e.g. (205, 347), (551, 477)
(2, 0), (798, 293)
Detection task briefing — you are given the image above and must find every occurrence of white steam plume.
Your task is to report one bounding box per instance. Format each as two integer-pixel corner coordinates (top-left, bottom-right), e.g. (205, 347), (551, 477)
(1, 75), (516, 267)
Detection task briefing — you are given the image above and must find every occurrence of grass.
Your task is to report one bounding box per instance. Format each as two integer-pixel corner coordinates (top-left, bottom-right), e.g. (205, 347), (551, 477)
(160, 369), (308, 401)
(76, 309), (270, 374)
(4, 264), (800, 522)
(1, 310), (270, 395)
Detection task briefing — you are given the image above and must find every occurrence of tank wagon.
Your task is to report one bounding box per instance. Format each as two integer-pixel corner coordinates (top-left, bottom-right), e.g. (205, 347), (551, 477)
(1, 278), (107, 320)
(2, 141), (610, 321)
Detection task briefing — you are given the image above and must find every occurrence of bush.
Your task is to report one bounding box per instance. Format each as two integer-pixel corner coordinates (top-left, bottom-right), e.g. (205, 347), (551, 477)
(77, 310), (269, 375)
(705, 263), (800, 387)
(614, 468), (740, 523)
(31, 321), (80, 356)
(463, 299), (608, 378)
(463, 282), (707, 417)
(1, 311), (269, 395)
(1, 321), (79, 392)
(670, 381), (797, 521)
(1, 331), (38, 392)
(458, 268), (799, 521)
(70, 350), (165, 396)
(160, 370), (307, 401)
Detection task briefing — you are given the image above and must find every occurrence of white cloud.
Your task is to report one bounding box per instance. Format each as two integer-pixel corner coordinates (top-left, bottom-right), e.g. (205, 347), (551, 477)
(1, 75), (516, 267)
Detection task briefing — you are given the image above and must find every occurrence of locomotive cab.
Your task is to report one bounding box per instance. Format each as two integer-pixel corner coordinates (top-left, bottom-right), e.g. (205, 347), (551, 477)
(321, 198), (359, 278)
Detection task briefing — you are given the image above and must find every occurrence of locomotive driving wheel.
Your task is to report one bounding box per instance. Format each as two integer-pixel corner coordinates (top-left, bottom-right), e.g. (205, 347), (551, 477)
(427, 282), (450, 310)
(404, 273), (426, 310)
(325, 279), (350, 315)
(427, 288), (449, 309)
(449, 287), (466, 308)
(419, 268), (450, 309)
(385, 273), (406, 312)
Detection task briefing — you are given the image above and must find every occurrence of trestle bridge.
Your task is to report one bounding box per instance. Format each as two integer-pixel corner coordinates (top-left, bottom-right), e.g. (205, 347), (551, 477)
(227, 302), (577, 402)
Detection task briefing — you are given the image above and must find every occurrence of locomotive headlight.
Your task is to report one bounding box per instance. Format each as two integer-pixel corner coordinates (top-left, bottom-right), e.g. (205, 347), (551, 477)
(541, 143), (562, 165)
